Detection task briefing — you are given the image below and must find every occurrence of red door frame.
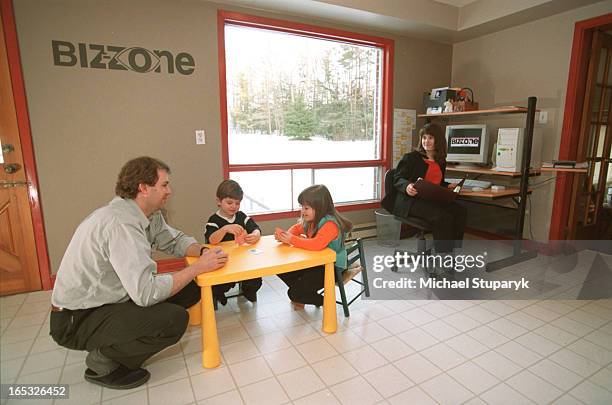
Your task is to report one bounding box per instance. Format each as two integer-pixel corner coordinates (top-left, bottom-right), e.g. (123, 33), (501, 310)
(1, 0), (52, 290)
(548, 13), (612, 240)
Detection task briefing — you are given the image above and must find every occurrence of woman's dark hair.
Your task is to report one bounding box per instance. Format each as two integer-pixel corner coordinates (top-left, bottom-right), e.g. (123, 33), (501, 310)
(417, 123), (447, 162)
(115, 157), (170, 199)
(216, 179), (244, 200)
(297, 185), (353, 236)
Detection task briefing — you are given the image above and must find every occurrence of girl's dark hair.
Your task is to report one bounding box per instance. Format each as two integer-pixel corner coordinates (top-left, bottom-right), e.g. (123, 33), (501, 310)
(416, 123), (447, 162)
(115, 156), (170, 199)
(297, 185), (353, 236)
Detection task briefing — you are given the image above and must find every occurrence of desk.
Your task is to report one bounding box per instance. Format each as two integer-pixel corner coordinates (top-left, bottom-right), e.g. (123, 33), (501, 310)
(460, 188), (532, 199)
(444, 166), (537, 199)
(186, 235), (337, 368)
(421, 98), (540, 271)
(447, 165), (541, 178)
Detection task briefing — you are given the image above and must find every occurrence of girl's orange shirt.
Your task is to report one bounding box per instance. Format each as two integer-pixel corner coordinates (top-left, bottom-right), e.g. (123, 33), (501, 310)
(288, 221), (339, 251)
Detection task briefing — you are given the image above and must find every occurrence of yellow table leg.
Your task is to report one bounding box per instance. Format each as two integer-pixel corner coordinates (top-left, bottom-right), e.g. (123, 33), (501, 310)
(322, 262), (337, 333)
(188, 301), (201, 326)
(201, 285), (221, 368)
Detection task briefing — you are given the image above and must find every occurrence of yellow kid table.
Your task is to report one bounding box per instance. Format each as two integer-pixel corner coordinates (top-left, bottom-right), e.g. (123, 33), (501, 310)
(186, 235), (337, 368)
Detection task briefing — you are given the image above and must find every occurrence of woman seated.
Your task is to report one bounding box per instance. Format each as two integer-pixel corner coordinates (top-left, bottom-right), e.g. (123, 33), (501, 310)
(381, 123), (467, 259)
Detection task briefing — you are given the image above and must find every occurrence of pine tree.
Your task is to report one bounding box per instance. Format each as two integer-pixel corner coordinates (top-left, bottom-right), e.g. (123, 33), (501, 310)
(283, 98), (316, 140)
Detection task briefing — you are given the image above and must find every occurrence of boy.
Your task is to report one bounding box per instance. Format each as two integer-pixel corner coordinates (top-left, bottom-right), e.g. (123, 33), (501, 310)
(205, 180), (262, 304)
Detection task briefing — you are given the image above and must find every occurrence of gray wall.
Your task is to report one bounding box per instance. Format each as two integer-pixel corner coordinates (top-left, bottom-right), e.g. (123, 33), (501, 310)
(451, 1), (612, 240)
(13, 0), (452, 272)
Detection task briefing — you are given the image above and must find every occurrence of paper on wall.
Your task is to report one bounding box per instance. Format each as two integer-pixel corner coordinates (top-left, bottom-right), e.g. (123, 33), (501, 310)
(393, 109), (415, 166)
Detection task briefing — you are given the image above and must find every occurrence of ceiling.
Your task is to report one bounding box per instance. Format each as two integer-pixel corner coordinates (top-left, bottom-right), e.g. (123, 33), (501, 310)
(432, 0), (478, 7)
(208, 0), (604, 43)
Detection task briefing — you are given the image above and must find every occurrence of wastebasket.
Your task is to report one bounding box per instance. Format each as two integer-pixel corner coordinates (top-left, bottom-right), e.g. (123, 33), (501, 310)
(375, 209), (401, 247)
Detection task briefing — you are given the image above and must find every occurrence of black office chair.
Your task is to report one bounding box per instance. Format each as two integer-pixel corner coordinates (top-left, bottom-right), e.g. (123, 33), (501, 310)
(383, 169), (432, 272)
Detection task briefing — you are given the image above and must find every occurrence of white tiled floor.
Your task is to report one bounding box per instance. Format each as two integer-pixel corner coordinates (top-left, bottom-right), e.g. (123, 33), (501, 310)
(1, 278), (612, 404)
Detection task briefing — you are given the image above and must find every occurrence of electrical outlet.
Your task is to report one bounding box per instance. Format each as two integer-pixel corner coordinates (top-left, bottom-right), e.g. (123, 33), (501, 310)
(538, 111), (548, 124)
(195, 130), (205, 145)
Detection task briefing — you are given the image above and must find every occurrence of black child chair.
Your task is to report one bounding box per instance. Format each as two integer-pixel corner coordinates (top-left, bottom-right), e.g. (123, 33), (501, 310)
(334, 238), (370, 317)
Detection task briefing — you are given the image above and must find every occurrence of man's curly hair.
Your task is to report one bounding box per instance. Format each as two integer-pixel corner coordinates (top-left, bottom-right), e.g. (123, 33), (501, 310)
(115, 157), (170, 199)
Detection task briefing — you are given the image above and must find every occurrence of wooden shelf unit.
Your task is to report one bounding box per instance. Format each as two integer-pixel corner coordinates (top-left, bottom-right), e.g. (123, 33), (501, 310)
(417, 106), (539, 118)
(422, 98), (539, 271)
(459, 188), (532, 199)
(540, 167), (588, 173)
(446, 165), (541, 178)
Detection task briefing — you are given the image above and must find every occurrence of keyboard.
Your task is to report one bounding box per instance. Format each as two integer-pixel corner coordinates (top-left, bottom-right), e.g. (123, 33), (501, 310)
(445, 178), (492, 189)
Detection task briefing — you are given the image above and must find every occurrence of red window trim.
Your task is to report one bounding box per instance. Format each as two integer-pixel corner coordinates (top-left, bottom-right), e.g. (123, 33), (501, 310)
(251, 201), (381, 222)
(217, 10), (394, 220)
(229, 160), (385, 172)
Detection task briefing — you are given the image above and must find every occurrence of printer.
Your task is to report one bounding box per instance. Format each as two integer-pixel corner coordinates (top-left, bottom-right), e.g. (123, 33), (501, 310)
(422, 87), (458, 115)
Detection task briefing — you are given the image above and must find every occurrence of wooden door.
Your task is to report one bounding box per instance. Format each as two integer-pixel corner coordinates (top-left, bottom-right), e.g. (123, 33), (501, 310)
(0, 14), (41, 294)
(569, 31), (612, 240)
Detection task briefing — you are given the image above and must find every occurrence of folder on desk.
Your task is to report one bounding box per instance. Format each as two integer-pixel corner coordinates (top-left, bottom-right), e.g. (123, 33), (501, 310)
(414, 178), (463, 204)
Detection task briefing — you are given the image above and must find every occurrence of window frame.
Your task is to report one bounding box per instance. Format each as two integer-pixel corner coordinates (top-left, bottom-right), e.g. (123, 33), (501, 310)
(218, 10), (394, 220)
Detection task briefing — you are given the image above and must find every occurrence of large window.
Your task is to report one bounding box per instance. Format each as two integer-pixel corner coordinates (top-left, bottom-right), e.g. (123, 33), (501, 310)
(219, 11), (394, 218)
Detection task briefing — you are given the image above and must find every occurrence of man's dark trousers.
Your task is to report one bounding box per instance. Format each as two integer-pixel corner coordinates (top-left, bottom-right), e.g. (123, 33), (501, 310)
(50, 281), (200, 369)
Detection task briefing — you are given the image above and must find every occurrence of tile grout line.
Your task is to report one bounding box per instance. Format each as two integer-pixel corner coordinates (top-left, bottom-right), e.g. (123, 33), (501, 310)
(3, 283), (610, 405)
(367, 298), (606, 403)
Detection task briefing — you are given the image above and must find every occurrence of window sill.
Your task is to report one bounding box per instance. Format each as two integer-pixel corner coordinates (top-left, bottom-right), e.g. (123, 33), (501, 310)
(251, 200), (381, 222)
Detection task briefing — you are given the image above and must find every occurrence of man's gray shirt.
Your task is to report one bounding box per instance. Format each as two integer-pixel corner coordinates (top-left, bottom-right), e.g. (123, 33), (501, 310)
(52, 197), (197, 309)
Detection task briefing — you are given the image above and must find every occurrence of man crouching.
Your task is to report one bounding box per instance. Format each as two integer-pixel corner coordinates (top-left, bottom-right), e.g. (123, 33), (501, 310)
(50, 156), (227, 389)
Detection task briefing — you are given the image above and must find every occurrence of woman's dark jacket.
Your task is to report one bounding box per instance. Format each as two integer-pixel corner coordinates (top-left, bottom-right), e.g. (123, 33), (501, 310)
(381, 150), (449, 218)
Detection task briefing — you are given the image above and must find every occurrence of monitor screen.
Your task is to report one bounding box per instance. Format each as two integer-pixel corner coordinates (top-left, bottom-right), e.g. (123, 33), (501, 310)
(445, 125), (488, 164)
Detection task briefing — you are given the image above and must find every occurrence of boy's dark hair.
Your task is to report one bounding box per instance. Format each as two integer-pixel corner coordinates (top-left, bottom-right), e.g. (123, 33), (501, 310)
(216, 179), (244, 200)
(115, 156), (170, 199)
(417, 123), (447, 162)
(297, 184), (352, 236)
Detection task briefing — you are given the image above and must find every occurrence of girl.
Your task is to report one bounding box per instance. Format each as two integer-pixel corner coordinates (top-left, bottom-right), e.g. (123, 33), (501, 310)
(381, 123), (467, 255)
(275, 185), (352, 308)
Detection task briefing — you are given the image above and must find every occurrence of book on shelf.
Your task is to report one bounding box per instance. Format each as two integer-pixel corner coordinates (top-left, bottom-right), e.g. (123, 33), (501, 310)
(542, 160), (589, 169)
(574, 162), (589, 169)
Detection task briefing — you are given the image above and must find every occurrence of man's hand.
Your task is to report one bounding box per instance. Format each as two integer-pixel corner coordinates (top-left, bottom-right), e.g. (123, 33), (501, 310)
(447, 183), (458, 190)
(223, 224), (246, 237)
(171, 247), (229, 296)
(192, 247), (228, 275)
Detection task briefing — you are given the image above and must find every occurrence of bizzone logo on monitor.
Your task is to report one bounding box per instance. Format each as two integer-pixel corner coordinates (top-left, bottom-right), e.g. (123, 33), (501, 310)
(450, 137), (480, 147)
(51, 40), (195, 75)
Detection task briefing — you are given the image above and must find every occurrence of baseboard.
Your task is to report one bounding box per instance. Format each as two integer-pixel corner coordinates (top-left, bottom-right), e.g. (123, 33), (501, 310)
(466, 227), (555, 256)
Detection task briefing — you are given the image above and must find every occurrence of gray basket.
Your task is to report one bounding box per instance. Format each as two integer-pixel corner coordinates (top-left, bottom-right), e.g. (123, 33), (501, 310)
(375, 209), (401, 247)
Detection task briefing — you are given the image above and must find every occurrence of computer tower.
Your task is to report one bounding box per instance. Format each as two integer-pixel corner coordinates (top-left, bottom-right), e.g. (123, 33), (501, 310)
(494, 128), (542, 172)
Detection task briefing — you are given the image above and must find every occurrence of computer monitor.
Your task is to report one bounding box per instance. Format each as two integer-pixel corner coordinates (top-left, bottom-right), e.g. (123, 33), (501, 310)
(445, 124), (489, 164)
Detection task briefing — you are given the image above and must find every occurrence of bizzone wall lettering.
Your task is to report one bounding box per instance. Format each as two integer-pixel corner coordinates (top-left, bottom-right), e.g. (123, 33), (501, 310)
(51, 40), (195, 75)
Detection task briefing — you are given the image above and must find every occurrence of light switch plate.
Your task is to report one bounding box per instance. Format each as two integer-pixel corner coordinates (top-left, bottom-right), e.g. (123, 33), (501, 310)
(538, 111), (548, 124)
(195, 130), (205, 145)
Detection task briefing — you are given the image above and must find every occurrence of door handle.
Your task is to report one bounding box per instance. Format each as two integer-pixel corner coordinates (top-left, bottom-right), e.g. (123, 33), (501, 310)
(3, 163), (21, 174)
(1, 144), (14, 153)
